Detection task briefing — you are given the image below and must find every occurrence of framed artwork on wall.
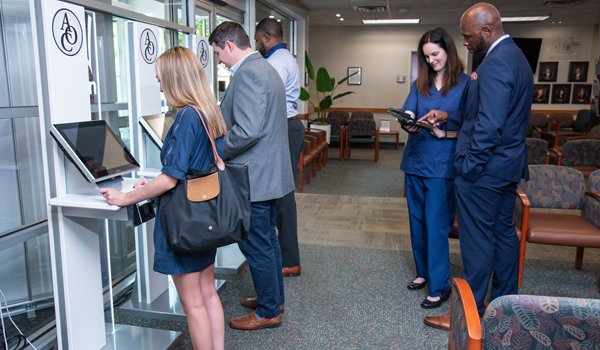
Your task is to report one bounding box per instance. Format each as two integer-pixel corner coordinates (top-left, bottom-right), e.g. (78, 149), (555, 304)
(533, 84), (550, 104)
(551, 84), (571, 104)
(538, 61), (558, 82)
(568, 62), (589, 82)
(572, 84), (592, 104)
(347, 67), (362, 85)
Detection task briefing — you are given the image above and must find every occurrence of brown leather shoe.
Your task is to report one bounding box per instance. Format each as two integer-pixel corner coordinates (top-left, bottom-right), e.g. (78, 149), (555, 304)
(282, 265), (301, 277)
(240, 296), (285, 312)
(229, 311), (282, 330)
(423, 313), (451, 331)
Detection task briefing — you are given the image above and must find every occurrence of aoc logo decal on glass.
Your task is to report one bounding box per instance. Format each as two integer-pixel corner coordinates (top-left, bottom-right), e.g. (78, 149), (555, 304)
(140, 29), (158, 64)
(52, 9), (83, 56)
(197, 39), (210, 68)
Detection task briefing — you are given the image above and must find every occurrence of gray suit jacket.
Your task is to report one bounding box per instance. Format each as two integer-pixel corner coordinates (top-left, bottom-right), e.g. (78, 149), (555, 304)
(220, 51), (294, 202)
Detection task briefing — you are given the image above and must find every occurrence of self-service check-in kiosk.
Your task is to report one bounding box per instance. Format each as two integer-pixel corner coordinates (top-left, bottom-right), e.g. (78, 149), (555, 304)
(31, 1), (179, 348)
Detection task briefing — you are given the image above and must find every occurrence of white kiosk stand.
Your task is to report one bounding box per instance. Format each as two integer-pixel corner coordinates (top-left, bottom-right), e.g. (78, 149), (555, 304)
(31, 1), (179, 348)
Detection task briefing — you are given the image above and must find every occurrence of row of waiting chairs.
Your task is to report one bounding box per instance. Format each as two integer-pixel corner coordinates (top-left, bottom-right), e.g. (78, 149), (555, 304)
(526, 124), (600, 177)
(297, 128), (328, 193)
(529, 109), (595, 147)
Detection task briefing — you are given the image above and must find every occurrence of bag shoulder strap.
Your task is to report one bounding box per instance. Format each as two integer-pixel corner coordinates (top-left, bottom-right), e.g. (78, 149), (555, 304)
(189, 105), (225, 171)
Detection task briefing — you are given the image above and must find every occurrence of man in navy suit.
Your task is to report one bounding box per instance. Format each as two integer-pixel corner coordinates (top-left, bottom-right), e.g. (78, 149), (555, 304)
(423, 2), (533, 331)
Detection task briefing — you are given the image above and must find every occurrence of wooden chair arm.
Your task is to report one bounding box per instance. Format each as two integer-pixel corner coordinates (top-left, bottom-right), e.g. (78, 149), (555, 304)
(566, 135), (588, 142)
(585, 191), (600, 200)
(549, 147), (563, 165)
(517, 187), (531, 289)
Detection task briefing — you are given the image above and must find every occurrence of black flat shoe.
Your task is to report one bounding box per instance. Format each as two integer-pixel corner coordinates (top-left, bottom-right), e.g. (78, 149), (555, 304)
(407, 277), (427, 290)
(420, 289), (451, 309)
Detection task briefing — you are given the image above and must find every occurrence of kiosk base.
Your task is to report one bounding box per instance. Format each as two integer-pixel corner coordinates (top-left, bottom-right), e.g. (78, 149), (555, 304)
(102, 324), (181, 350)
(119, 279), (225, 323)
(215, 243), (247, 275)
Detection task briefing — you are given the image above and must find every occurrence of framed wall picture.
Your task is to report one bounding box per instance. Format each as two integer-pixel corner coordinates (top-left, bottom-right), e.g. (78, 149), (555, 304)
(538, 61), (558, 82)
(568, 61), (589, 82)
(347, 67), (362, 85)
(572, 84), (592, 104)
(533, 84), (550, 104)
(551, 84), (571, 104)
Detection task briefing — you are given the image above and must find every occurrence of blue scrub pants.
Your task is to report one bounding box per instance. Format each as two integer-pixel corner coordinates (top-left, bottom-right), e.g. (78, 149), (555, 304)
(405, 174), (454, 297)
(238, 200), (285, 318)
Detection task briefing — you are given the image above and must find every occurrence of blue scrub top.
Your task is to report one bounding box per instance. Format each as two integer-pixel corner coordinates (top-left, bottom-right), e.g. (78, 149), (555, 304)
(400, 73), (469, 179)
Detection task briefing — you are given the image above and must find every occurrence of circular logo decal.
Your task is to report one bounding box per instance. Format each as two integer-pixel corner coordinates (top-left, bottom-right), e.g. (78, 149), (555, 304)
(197, 39), (209, 68)
(52, 9), (83, 56)
(140, 29), (158, 64)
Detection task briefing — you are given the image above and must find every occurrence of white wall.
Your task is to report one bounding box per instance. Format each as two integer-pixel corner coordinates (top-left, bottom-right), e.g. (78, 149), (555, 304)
(306, 23), (599, 111)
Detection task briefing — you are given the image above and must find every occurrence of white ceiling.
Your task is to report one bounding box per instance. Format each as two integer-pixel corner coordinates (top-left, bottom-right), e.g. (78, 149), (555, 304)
(285, 0), (600, 26)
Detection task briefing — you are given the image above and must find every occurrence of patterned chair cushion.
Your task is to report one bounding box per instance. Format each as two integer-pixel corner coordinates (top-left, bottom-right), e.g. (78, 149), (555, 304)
(561, 140), (600, 167)
(350, 111), (374, 120)
(348, 118), (376, 137)
(590, 169), (600, 193)
(483, 294), (600, 350)
(519, 165), (585, 209)
(526, 138), (549, 164)
(327, 111), (350, 124)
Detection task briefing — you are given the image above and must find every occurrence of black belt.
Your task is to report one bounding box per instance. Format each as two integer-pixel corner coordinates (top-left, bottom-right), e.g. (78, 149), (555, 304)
(288, 116), (300, 121)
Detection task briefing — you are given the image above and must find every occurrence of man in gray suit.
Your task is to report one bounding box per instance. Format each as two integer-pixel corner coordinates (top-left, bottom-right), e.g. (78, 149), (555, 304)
(209, 22), (294, 330)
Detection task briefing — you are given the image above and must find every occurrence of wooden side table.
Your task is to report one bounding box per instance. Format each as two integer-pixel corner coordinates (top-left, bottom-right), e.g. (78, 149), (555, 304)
(379, 129), (400, 149)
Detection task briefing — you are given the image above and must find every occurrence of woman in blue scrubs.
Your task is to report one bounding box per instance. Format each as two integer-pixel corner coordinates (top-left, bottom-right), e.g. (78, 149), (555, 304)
(100, 47), (228, 349)
(401, 27), (468, 309)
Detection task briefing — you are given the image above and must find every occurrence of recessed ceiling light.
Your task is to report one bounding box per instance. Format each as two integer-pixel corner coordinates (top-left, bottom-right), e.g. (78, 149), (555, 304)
(336, 13), (341, 17)
(340, 18), (344, 21)
(362, 19), (420, 24)
(501, 16), (549, 22)
(277, 19), (281, 22)
(269, 15), (274, 19)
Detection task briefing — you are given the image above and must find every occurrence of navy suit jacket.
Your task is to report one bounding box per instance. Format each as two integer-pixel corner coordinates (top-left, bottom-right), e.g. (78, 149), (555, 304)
(454, 37), (533, 183)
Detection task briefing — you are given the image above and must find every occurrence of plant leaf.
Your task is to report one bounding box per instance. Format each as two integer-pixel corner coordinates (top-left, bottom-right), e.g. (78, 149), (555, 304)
(332, 91), (354, 101)
(305, 52), (315, 81)
(338, 70), (358, 85)
(299, 87), (310, 101)
(319, 96), (332, 110)
(316, 68), (334, 92)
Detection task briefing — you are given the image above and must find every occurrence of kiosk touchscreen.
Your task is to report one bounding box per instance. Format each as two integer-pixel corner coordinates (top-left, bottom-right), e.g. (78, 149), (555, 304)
(50, 120), (140, 185)
(139, 112), (175, 148)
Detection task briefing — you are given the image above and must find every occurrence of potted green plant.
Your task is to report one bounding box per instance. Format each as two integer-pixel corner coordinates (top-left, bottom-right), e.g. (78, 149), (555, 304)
(300, 52), (356, 143)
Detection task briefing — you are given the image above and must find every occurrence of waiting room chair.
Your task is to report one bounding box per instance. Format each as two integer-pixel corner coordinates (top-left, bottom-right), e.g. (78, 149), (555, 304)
(449, 278), (482, 350)
(565, 123), (600, 142)
(345, 117), (379, 162)
(516, 165), (600, 288)
(327, 111), (350, 160)
(449, 277), (600, 350)
(528, 112), (548, 138)
(544, 110), (592, 147)
(525, 137), (550, 164)
(552, 139), (600, 177)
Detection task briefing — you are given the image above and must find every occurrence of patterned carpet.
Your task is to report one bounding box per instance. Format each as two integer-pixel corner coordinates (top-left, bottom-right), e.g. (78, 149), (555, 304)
(116, 243), (600, 349)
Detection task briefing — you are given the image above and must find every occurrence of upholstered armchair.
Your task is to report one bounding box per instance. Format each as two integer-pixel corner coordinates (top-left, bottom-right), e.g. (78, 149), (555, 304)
(543, 110), (592, 147)
(566, 124), (600, 142)
(346, 117), (379, 162)
(516, 165), (600, 288)
(525, 137), (550, 164)
(449, 277), (600, 350)
(528, 112), (548, 138)
(552, 139), (600, 177)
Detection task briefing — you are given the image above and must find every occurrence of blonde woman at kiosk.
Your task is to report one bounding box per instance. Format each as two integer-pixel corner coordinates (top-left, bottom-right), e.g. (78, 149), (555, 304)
(99, 46), (228, 350)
